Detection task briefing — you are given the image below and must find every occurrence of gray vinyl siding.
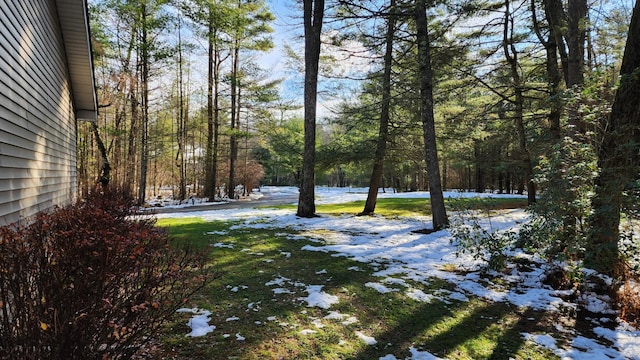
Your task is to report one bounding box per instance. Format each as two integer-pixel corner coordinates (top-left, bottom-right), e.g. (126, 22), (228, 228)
(0, 0), (78, 226)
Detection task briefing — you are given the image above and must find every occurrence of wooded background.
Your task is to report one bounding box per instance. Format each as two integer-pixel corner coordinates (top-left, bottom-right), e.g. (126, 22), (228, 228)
(82, 0), (632, 202)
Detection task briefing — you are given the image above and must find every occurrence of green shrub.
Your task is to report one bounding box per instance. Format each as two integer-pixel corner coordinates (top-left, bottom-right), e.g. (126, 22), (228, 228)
(519, 137), (597, 262)
(449, 197), (516, 271)
(0, 186), (211, 359)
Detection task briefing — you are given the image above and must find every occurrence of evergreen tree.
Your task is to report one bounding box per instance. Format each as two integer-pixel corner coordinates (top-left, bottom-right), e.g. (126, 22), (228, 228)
(362, 0), (397, 215)
(298, 0), (325, 218)
(588, 0), (640, 277)
(415, 0), (448, 229)
(227, 0), (274, 199)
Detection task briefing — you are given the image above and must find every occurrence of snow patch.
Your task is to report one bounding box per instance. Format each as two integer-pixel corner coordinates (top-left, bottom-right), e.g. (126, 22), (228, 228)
(366, 282), (399, 293)
(407, 289), (435, 303)
(355, 331), (377, 345)
(212, 242), (233, 248)
(177, 308), (215, 337)
(298, 285), (339, 309)
(409, 346), (444, 359)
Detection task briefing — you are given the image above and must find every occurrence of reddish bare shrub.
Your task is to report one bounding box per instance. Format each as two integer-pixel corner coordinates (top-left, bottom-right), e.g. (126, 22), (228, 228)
(0, 186), (211, 359)
(617, 278), (640, 328)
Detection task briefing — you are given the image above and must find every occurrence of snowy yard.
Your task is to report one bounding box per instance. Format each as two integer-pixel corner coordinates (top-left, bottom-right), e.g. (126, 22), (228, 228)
(157, 186), (640, 359)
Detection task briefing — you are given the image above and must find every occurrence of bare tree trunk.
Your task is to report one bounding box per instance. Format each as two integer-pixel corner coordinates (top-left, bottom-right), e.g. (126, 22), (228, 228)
(91, 121), (111, 187)
(442, 156), (447, 190)
(544, 0), (569, 85)
(362, 0), (396, 216)
(566, 0), (587, 135)
(77, 126), (90, 196)
(566, 0), (586, 88)
(183, 82), (190, 194)
(123, 22), (138, 192)
(126, 68), (139, 192)
(243, 116), (250, 196)
(588, 0), (640, 277)
(109, 101), (125, 186)
(229, 42), (240, 199)
(213, 48), (222, 199)
(109, 22), (137, 188)
(504, 0), (535, 205)
(205, 11), (224, 202)
(205, 26), (215, 200)
(297, 0), (325, 218)
(137, 4), (149, 205)
(474, 142), (485, 193)
(177, 12), (187, 201)
(531, 0), (562, 141)
(415, 0), (448, 229)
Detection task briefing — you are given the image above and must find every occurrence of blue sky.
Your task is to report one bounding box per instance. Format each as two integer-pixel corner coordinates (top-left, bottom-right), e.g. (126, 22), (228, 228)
(260, 0), (306, 113)
(259, 0), (374, 120)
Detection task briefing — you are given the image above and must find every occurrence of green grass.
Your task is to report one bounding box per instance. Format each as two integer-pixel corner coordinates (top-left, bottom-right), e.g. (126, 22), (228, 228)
(154, 197), (557, 360)
(267, 197), (529, 217)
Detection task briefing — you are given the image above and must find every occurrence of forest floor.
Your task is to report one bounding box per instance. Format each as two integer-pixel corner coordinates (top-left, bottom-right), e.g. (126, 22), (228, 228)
(147, 187), (639, 359)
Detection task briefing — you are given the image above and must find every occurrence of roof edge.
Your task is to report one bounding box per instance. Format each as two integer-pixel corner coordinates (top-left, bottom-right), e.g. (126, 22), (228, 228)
(56, 0), (98, 122)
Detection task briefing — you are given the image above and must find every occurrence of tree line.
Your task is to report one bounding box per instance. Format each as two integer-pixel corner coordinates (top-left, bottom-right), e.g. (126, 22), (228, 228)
(82, 0), (277, 203)
(81, 0), (640, 275)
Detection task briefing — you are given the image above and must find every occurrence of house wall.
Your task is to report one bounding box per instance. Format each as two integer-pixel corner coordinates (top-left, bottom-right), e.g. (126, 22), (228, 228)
(0, 0), (78, 226)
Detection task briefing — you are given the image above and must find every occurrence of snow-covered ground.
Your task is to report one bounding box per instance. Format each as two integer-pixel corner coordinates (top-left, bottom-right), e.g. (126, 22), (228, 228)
(164, 186), (640, 360)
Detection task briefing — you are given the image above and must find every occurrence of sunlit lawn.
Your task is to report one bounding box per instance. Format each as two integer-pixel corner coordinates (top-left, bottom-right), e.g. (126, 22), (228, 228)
(155, 198), (556, 359)
(269, 197), (529, 216)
